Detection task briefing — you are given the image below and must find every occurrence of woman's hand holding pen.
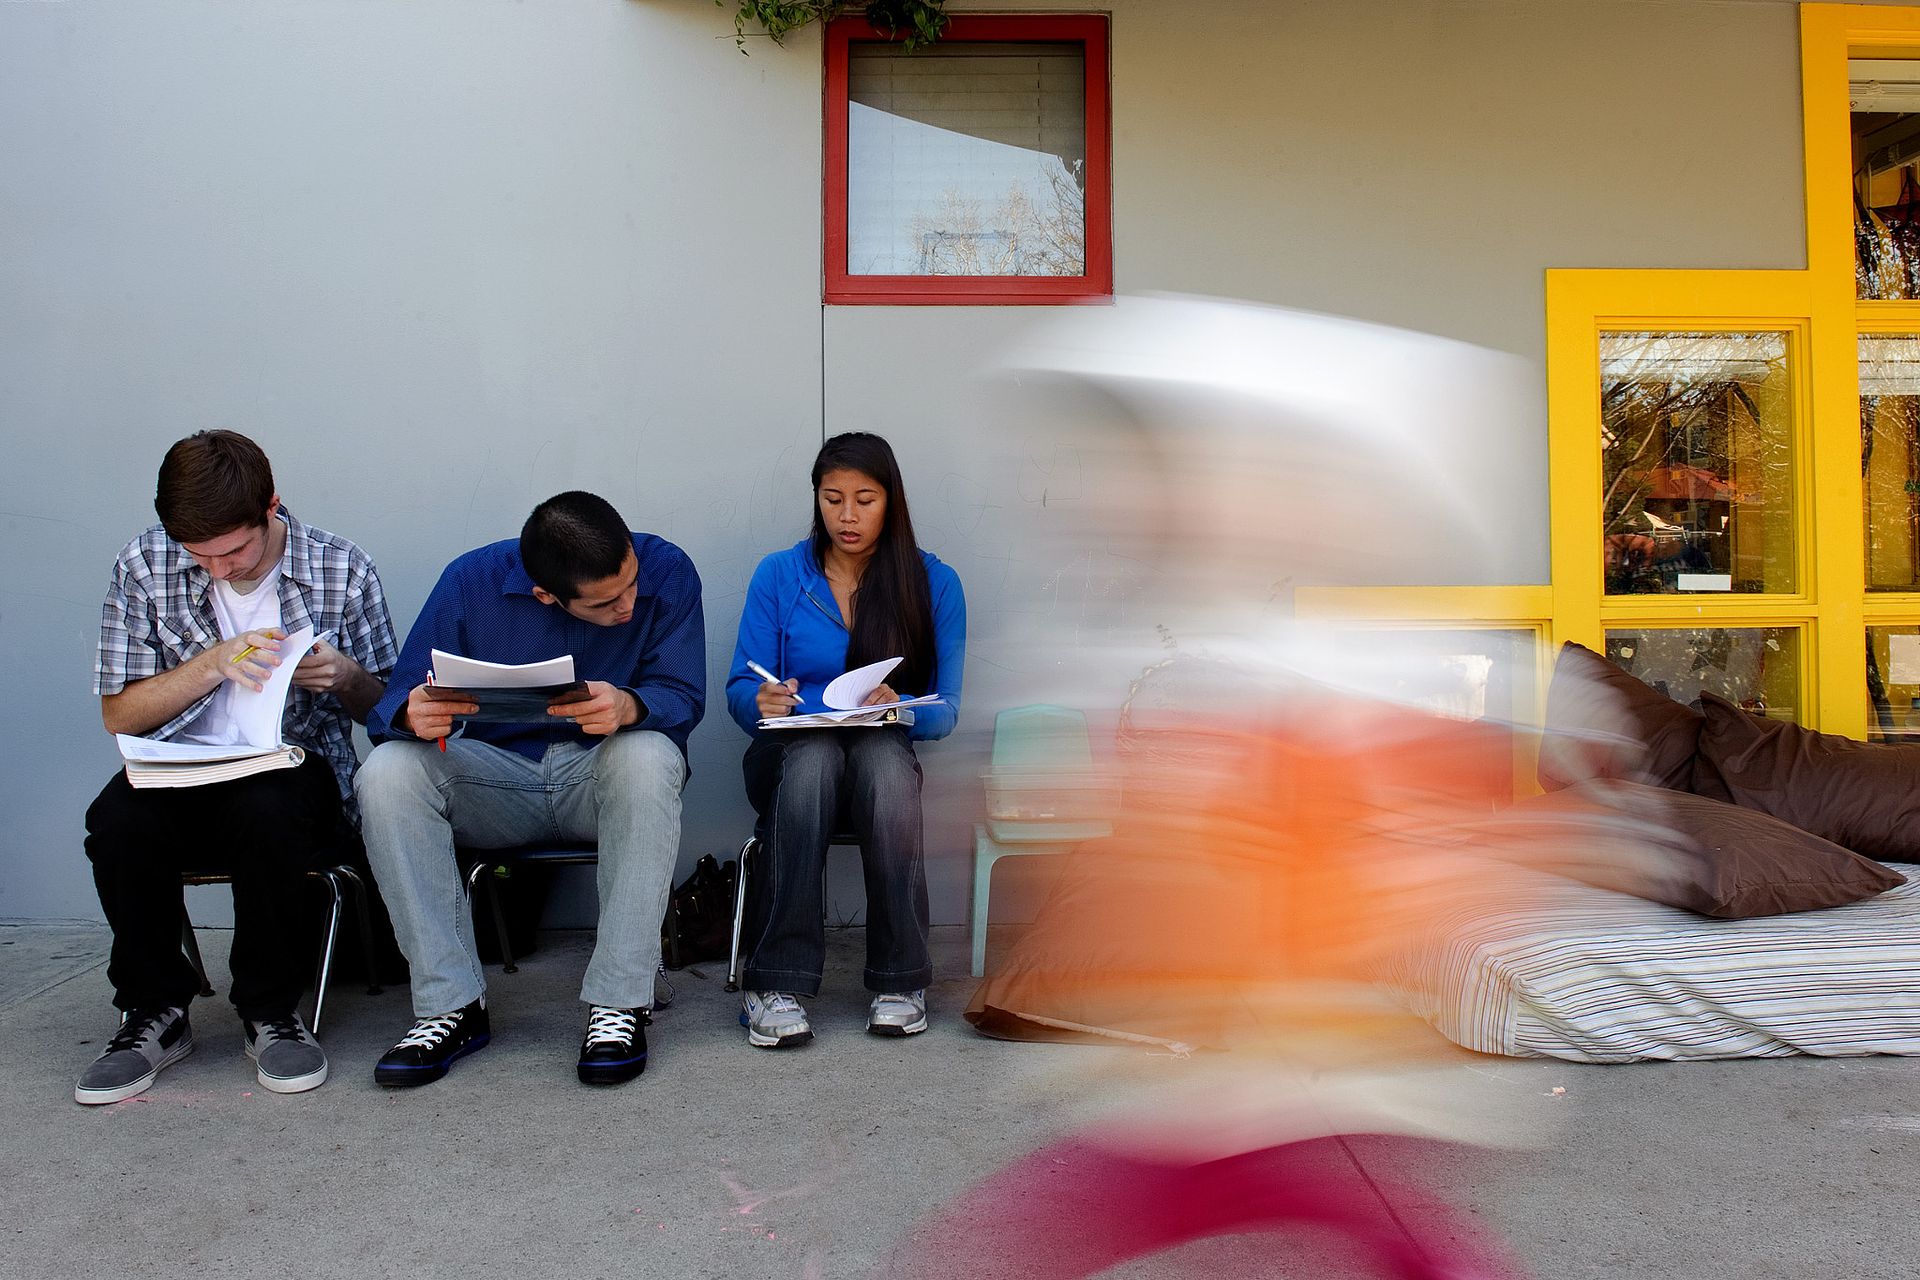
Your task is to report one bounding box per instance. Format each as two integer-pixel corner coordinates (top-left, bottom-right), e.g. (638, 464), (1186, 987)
(755, 675), (801, 719)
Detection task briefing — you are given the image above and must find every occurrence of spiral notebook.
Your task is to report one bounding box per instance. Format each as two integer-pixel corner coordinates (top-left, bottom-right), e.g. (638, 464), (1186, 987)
(115, 625), (314, 788)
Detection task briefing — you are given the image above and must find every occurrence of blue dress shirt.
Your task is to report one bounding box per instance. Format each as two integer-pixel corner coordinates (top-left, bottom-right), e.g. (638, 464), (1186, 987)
(368, 533), (706, 761)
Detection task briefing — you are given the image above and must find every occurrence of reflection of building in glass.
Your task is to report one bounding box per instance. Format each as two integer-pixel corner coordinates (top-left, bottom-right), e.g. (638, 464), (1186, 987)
(1605, 627), (1797, 717)
(846, 40), (1086, 277)
(1860, 336), (1920, 591)
(1599, 332), (1793, 596)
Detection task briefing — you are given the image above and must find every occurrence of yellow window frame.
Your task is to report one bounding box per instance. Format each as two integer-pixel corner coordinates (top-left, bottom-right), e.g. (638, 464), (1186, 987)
(1295, 5), (1920, 745)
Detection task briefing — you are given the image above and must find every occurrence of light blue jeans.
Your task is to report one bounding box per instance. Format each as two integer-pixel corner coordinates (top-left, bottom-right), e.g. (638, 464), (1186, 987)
(355, 732), (685, 1018)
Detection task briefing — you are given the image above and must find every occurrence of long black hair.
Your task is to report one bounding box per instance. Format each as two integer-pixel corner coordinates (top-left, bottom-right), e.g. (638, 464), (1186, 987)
(809, 432), (936, 696)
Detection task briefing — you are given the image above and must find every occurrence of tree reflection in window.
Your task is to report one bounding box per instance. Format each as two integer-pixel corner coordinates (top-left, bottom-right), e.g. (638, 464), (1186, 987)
(1599, 333), (1796, 596)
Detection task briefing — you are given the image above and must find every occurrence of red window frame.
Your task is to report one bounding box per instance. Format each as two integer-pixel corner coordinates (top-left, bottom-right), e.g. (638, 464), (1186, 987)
(823, 14), (1113, 306)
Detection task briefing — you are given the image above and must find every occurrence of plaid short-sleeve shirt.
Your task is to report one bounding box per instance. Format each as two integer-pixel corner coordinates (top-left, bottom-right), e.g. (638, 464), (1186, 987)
(94, 506), (399, 798)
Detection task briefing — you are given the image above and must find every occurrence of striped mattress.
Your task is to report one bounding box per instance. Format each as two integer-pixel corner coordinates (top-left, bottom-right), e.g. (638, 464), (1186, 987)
(1390, 860), (1920, 1062)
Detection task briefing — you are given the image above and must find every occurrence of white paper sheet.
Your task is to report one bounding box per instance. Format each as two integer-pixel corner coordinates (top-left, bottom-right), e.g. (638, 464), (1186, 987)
(228, 625), (312, 747)
(116, 735), (284, 763)
(431, 650), (576, 689)
(822, 657), (903, 710)
(1891, 634), (1920, 685)
(758, 707), (922, 731)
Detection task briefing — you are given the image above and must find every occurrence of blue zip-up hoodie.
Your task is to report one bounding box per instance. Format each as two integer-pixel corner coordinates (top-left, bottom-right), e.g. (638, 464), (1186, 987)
(727, 539), (964, 741)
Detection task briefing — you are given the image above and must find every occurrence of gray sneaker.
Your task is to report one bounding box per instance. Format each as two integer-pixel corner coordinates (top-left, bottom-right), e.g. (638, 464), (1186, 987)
(244, 1013), (328, 1094)
(741, 991), (813, 1049)
(74, 1007), (193, 1105)
(867, 990), (928, 1037)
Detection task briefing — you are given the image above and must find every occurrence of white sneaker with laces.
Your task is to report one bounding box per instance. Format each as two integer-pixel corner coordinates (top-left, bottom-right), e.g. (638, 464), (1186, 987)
(867, 990), (928, 1037)
(741, 991), (813, 1049)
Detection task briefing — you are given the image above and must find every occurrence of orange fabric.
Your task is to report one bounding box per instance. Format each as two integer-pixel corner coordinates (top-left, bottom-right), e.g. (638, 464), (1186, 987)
(968, 696), (1520, 1053)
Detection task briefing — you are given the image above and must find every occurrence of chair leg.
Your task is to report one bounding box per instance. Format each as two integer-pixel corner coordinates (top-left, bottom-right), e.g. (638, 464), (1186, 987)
(486, 869), (517, 974)
(972, 826), (997, 979)
(725, 836), (756, 993)
(309, 872), (345, 1035)
(333, 864), (383, 996)
(463, 859), (519, 973)
(654, 962), (675, 1010)
(180, 909), (215, 999)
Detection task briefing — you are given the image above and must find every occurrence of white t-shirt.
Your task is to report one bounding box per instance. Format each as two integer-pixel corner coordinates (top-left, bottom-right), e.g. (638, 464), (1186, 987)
(181, 557), (287, 746)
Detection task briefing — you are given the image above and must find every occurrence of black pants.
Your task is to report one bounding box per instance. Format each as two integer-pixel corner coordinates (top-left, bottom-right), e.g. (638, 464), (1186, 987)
(84, 754), (346, 1021)
(740, 729), (930, 996)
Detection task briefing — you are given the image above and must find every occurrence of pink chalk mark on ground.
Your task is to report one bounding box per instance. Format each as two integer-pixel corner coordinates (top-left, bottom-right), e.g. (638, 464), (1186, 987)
(718, 1172), (819, 1216)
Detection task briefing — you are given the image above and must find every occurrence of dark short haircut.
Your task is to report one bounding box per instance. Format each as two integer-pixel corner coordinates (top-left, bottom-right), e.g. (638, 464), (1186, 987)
(520, 491), (632, 602)
(154, 430), (277, 544)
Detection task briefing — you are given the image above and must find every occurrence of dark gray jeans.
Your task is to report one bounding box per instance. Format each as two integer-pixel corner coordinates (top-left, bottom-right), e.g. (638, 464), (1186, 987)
(740, 728), (930, 996)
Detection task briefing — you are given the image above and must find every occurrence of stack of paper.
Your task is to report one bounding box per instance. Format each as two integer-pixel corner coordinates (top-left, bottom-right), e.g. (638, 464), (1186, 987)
(116, 625), (314, 788)
(116, 735), (306, 788)
(757, 657), (940, 730)
(427, 650), (588, 723)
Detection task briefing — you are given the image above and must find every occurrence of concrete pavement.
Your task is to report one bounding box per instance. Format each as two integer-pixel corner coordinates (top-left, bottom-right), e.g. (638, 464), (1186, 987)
(2, 922), (1914, 1279)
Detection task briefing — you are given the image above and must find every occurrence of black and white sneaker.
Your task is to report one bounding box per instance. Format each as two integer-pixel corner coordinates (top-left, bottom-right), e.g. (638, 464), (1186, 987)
(373, 1001), (490, 1088)
(576, 1006), (650, 1086)
(75, 1007), (193, 1105)
(244, 1012), (328, 1094)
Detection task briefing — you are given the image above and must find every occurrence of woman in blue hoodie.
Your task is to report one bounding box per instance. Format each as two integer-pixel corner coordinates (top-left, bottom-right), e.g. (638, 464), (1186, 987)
(727, 432), (965, 1049)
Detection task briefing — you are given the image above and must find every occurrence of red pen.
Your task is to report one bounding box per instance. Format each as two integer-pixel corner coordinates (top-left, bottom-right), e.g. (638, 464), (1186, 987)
(426, 670), (447, 752)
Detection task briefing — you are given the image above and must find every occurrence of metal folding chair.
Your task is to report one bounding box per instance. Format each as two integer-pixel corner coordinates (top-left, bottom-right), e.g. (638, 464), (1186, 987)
(458, 842), (674, 1008)
(178, 863), (380, 1035)
(724, 827), (862, 992)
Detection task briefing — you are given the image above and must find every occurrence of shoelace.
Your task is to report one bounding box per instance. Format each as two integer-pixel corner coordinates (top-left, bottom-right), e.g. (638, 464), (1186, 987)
(760, 993), (803, 1015)
(394, 1011), (464, 1050)
(253, 1017), (308, 1045)
(874, 992), (921, 1008)
(584, 1007), (641, 1047)
(104, 1012), (170, 1053)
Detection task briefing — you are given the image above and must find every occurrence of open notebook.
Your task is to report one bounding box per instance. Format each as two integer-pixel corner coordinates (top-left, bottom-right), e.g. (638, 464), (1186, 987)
(757, 656), (939, 730)
(115, 626), (314, 788)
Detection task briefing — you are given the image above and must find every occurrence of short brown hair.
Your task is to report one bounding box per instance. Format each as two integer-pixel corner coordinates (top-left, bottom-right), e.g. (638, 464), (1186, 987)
(154, 430), (276, 543)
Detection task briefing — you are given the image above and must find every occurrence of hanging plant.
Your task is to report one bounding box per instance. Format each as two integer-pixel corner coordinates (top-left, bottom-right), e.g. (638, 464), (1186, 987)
(722, 1), (951, 54)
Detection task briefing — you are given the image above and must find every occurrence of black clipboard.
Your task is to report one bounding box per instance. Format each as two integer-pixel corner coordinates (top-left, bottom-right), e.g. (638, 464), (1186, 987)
(424, 681), (591, 724)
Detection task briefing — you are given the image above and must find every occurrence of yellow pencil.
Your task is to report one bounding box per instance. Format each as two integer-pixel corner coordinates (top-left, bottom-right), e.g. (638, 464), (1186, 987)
(229, 644), (259, 665)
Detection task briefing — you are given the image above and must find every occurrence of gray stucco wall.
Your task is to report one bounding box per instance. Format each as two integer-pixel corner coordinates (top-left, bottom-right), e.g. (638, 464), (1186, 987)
(2, 0), (1812, 924)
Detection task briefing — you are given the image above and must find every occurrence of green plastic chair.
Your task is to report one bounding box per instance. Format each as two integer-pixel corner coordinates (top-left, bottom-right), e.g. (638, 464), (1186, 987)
(972, 704), (1117, 976)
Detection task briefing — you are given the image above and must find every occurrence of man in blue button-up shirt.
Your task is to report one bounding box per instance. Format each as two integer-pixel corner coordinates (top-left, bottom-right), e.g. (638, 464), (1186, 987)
(357, 491), (705, 1089)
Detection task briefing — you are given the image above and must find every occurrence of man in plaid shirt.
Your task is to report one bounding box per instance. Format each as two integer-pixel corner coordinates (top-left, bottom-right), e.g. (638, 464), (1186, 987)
(76, 430), (398, 1106)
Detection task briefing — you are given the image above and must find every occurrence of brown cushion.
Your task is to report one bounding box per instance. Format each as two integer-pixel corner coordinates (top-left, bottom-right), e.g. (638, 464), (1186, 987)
(1694, 692), (1920, 863)
(1500, 779), (1905, 918)
(1537, 642), (1703, 792)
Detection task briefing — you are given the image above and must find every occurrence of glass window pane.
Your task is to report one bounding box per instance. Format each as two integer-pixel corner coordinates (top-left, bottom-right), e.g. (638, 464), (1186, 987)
(847, 41), (1086, 277)
(1850, 60), (1920, 300)
(1866, 624), (1920, 741)
(1599, 332), (1797, 596)
(1860, 335), (1920, 591)
(1603, 627), (1801, 721)
(1320, 628), (1540, 725)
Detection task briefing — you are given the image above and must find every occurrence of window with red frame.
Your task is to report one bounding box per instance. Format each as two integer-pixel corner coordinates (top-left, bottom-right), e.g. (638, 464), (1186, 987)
(824, 14), (1111, 305)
